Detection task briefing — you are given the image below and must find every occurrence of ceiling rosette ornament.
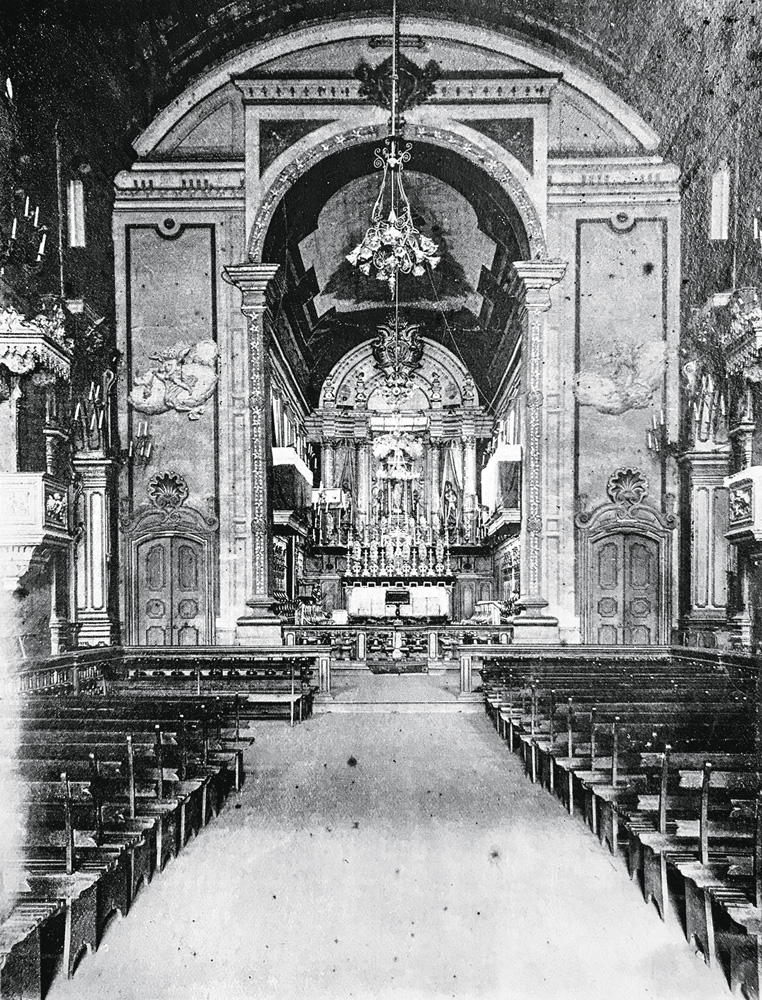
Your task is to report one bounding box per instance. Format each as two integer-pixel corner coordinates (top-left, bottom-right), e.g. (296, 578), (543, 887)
(606, 468), (649, 509)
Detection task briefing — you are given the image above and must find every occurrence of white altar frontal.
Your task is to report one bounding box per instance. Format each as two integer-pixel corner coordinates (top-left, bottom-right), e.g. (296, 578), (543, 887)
(345, 580), (453, 620)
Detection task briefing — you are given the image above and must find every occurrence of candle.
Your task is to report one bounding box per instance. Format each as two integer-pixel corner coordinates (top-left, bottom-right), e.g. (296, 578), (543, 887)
(10, 217), (17, 240)
(73, 401), (81, 421)
(98, 409), (104, 428)
(145, 440), (152, 460)
(128, 440), (133, 458)
(33, 206), (39, 228)
(755, 217), (759, 241)
(23, 196), (29, 217)
(36, 232), (46, 260)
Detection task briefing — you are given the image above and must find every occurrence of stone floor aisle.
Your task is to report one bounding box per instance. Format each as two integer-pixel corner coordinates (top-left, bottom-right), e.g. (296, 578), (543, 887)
(49, 712), (731, 1000)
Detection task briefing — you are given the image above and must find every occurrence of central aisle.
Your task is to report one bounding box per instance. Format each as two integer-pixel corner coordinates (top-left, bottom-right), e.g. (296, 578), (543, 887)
(50, 712), (729, 1000)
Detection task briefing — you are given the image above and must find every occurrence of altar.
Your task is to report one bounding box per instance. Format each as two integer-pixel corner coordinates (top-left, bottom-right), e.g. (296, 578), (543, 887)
(344, 578), (453, 620)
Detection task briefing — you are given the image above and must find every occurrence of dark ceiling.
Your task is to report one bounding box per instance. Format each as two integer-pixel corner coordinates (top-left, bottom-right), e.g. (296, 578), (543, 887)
(264, 138), (528, 405)
(0, 1), (695, 147)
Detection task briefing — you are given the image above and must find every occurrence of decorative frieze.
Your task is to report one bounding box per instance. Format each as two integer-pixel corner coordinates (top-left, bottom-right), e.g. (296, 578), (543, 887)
(233, 75), (557, 106)
(548, 158), (680, 205)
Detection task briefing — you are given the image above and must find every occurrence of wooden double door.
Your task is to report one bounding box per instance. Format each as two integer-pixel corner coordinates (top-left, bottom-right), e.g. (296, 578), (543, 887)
(136, 536), (209, 645)
(590, 532), (661, 645)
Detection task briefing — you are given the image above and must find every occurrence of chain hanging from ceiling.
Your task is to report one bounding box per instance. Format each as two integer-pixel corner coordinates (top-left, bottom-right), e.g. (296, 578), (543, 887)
(347, 0), (441, 404)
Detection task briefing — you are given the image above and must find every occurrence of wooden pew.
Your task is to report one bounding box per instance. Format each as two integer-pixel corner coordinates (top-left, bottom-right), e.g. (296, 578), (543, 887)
(625, 758), (756, 921)
(0, 899), (65, 1000)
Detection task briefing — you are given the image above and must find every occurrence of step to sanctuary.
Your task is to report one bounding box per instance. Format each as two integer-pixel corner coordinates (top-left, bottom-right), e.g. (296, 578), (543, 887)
(314, 699), (482, 714)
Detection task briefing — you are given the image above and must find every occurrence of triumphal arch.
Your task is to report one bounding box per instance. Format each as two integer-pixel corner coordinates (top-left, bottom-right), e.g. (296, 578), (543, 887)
(113, 15), (680, 649)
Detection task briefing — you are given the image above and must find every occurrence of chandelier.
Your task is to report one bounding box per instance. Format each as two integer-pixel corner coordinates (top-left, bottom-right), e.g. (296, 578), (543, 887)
(346, 0), (440, 297)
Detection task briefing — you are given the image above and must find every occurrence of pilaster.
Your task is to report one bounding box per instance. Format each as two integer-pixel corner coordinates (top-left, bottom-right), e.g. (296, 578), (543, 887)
(73, 455), (118, 646)
(223, 262), (283, 645)
(511, 259), (567, 644)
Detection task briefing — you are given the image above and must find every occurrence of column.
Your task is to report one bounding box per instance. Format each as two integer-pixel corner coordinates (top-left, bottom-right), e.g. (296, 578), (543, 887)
(680, 448), (731, 643)
(357, 439), (370, 519)
(323, 440), (336, 489)
(223, 262), (283, 645)
(463, 436), (477, 502)
(73, 455), (118, 646)
(512, 260), (567, 644)
(430, 440), (441, 515)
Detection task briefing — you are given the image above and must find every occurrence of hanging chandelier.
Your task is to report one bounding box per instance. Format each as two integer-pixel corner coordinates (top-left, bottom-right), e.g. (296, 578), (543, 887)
(346, 0), (440, 297)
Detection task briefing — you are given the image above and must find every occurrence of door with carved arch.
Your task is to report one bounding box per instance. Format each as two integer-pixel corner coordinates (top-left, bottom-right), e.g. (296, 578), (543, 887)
(137, 535), (208, 645)
(590, 532), (660, 645)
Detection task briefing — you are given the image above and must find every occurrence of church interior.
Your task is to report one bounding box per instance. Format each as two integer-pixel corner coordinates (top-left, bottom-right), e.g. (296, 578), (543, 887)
(1, 1), (762, 997)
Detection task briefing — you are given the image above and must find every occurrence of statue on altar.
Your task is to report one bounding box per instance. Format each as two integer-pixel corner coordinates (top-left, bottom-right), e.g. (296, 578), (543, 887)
(442, 480), (460, 531)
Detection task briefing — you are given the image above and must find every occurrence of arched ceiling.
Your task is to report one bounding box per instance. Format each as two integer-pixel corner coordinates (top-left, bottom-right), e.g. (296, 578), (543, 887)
(0, 1), (708, 147)
(263, 138), (528, 405)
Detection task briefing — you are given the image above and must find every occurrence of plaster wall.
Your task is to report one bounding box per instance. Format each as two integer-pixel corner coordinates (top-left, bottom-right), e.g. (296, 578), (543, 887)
(547, 160), (681, 640)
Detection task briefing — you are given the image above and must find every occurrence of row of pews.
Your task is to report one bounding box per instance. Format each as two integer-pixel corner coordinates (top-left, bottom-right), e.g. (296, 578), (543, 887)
(481, 652), (762, 998)
(0, 692), (248, 1000)
(110, 649), (319, 726)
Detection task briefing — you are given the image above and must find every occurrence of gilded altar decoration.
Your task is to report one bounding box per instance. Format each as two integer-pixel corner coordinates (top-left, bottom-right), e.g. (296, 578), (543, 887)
(574, 340), (667, 415)
(128, 340), (218, 420)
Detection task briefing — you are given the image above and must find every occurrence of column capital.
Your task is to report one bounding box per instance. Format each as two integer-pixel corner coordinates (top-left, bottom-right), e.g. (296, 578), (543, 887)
(512, 260), (567, 310)
(223, 262), (281, 310)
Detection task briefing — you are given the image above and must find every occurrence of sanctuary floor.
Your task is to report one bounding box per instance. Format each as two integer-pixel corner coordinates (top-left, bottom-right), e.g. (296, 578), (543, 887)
(48, 709), (731, 1000)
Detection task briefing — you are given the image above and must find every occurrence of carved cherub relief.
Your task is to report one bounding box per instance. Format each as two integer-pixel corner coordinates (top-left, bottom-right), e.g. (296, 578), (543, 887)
(128, 340), (218, 420)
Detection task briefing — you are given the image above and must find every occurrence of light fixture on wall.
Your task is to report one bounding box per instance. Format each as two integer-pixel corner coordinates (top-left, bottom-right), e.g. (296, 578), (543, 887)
(645, 408), (679, 457)
(1, 191), (48, 277)
(346, 0), (440, 297)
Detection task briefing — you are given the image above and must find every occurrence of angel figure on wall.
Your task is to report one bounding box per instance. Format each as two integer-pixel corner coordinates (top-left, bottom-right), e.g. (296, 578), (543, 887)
(128, 340), (218, 420)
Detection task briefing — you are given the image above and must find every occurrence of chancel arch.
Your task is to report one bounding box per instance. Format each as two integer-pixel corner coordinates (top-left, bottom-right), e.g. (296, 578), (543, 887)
(110, 12), (680, 647)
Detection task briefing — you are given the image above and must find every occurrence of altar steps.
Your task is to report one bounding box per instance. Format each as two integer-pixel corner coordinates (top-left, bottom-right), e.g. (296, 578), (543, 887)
(317, 669), (480, 712)
(314, 699), (481, 714)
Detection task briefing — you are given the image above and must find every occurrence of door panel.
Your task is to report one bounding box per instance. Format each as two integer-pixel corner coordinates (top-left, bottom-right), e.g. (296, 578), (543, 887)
(138, 540), (172, 645)
(623, 536), (659, 645)
(136, 536), (208, 645)
(590, 533), (660, 645)
(172, 540), (206, 647)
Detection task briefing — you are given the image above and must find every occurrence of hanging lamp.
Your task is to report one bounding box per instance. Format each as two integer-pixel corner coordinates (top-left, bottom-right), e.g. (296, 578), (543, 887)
(346, 0), (440, 297)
